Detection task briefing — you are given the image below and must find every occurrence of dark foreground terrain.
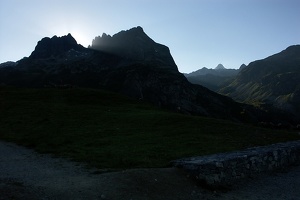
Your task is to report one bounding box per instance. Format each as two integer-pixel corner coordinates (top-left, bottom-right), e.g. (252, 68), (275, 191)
(1, 87), (300, 199)
(1, 140), (300, 200)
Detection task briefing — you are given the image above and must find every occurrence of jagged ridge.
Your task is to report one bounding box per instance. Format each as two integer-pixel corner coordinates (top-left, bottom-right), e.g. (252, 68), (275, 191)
(90, 26), (178, 71)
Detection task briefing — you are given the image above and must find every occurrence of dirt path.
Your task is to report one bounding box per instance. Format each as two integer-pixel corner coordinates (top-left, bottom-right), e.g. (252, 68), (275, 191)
(0, 140), (299, 200)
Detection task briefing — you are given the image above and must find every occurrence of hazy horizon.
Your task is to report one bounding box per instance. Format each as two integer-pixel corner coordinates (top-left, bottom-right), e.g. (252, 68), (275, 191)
(1, 0), (299, 73)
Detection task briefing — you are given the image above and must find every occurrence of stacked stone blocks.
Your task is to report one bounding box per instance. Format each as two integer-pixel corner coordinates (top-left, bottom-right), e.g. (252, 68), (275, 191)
(172, 140), (300, 187)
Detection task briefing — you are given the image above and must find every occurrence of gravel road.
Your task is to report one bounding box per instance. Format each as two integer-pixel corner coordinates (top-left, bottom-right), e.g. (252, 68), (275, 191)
(0, 140), (299, 200)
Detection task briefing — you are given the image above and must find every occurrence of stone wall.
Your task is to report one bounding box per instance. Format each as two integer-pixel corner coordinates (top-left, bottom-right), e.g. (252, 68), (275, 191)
(171, 140), (300, 187)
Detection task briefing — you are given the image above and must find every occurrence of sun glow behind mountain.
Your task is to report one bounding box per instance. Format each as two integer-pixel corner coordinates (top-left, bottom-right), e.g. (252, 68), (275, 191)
(45, 30), (91, 48)
(1, 0), (299, 72)
(67, 30), (91, 47)
(40, 15), (93, 48)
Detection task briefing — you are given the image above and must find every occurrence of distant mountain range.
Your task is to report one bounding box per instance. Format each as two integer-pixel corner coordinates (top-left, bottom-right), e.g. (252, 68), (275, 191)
(184, 64), (244, 91)
(219, 45), (300, 121)
(186, 64), (238, 77)
(0, 27), (298, 124)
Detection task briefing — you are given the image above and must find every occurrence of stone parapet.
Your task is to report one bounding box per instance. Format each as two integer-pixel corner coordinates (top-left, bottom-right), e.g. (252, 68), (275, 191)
(171, 140), (300, 187)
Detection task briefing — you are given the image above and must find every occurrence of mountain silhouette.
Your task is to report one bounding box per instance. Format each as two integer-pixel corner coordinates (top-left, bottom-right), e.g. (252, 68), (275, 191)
(219, 45), (300, 121)
(0, 27), (293, 123)
(30, 34), (85, 59)
(90, 26), (177, 71)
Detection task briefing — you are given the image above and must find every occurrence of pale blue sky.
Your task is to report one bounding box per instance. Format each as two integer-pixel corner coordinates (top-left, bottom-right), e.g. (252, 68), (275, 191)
(0, 0), (299, 72)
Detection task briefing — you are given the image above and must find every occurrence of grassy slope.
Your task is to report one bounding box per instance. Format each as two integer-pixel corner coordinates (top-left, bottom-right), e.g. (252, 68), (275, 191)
(0, 87), (299, 169)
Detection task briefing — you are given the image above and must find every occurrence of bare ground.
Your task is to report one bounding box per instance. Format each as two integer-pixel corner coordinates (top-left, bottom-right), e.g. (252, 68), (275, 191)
(0, 140), (299, 200)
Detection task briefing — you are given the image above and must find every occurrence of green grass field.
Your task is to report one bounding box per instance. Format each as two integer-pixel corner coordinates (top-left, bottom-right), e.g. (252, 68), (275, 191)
(0, 86), (299, 169)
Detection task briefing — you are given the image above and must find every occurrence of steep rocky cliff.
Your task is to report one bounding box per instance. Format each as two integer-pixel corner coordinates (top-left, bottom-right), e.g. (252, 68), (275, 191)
(90, 26), (178, 71)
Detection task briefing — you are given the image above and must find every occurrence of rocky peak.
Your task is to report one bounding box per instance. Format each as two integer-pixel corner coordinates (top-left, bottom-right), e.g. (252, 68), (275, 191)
(29, 33), (81, 59)
(239, 64), (247, 71)
(90, 26), (178, 71)
(215, 64), (226, 70)
(90, 26), (154, 52)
